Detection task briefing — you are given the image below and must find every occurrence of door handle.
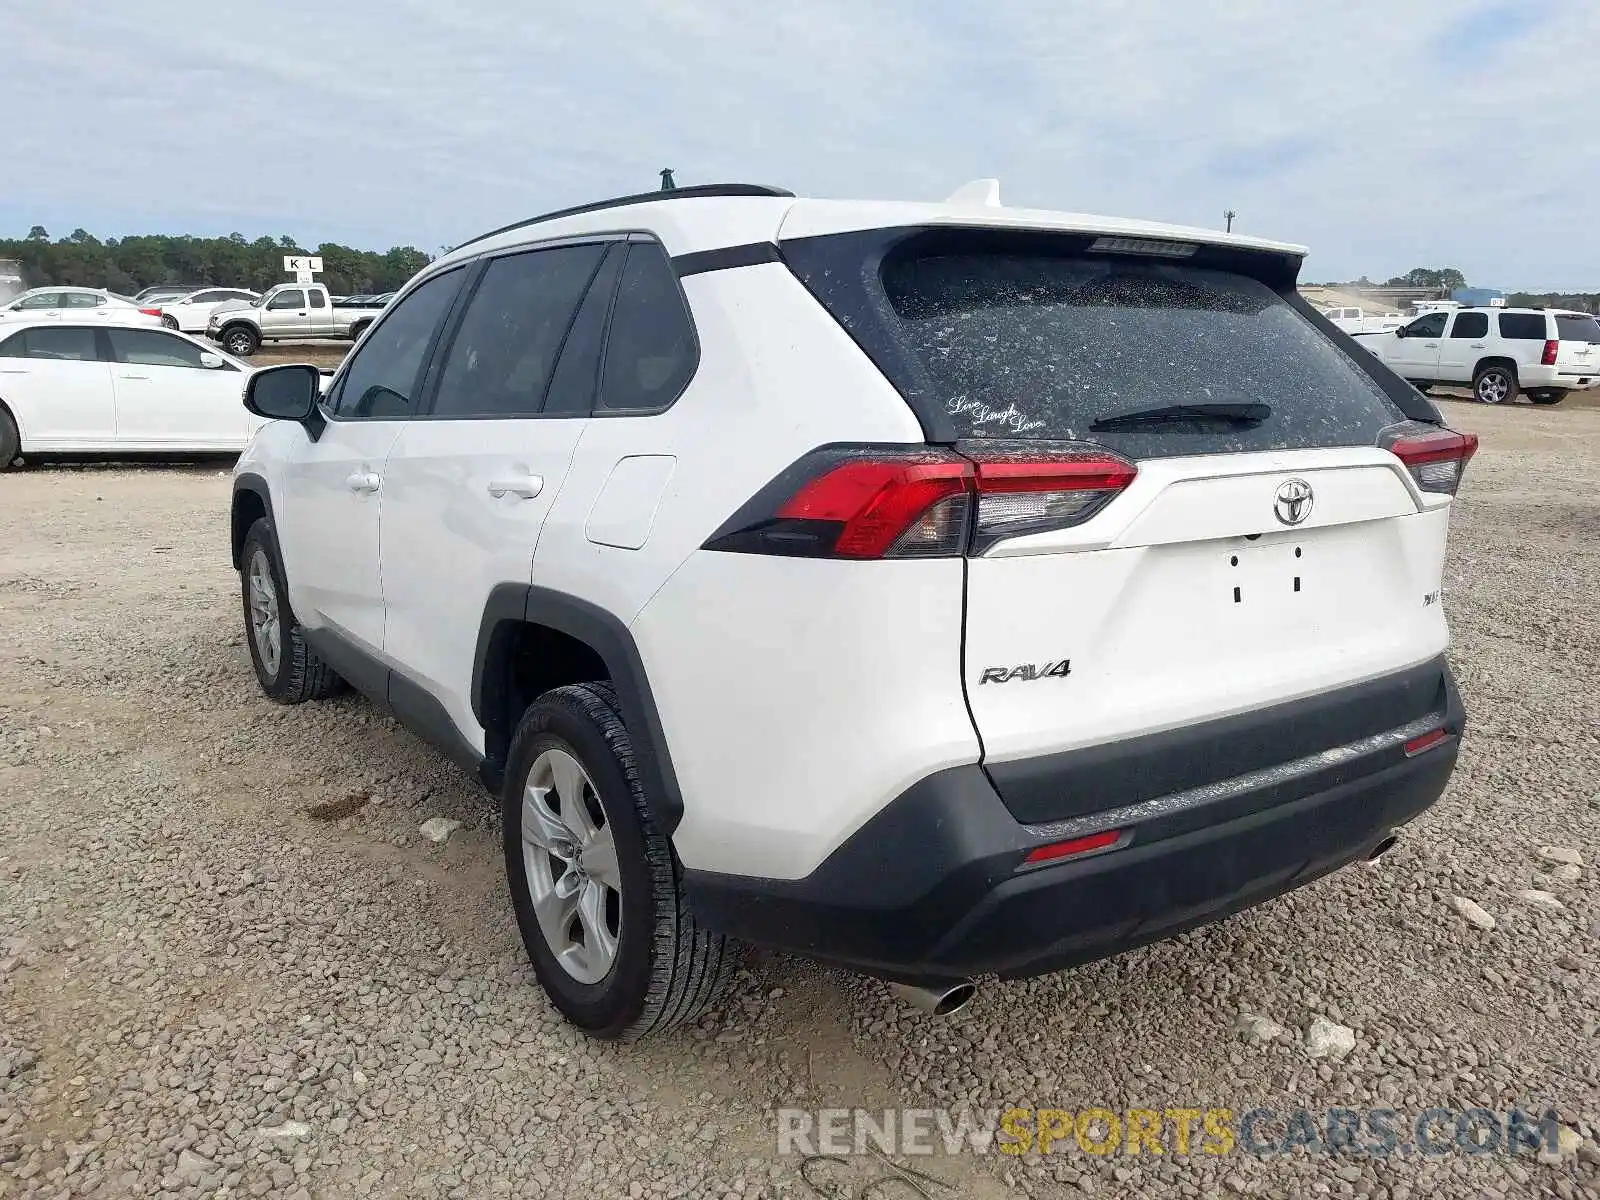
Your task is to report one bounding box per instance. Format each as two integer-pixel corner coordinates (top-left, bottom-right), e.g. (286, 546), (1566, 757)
(1424, 342), (1438, 348)
(0, 368), (27, 375)
(117, 374), (150, 381)
(346, 471), (381, 493)
(1470, 342), (1486, 348)
(487, 475), (543, 500)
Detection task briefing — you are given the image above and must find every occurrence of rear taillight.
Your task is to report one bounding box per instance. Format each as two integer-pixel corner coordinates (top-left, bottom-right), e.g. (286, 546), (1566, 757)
(140, 307), (163, 317)
(1386, 426), (1478, 496)
(1542, 339), (1559, 366)
(967, 452), (1138, 555)
(703, 444), (1137, 560)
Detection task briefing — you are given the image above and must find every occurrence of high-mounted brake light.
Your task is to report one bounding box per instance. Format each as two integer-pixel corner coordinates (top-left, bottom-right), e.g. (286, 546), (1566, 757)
(702, 445), (1138, 560)
(1087, 236), (1197, 259)
(1385, 426), (1478, 496)
(1541, 339), (1560, 366)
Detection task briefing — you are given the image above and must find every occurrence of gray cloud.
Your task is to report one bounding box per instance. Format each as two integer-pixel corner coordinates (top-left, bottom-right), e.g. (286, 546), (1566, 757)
(1, 0), (1594, 287)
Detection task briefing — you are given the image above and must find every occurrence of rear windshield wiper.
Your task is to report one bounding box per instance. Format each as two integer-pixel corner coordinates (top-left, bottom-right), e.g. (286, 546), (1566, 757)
(1090, 402), (1272, 431)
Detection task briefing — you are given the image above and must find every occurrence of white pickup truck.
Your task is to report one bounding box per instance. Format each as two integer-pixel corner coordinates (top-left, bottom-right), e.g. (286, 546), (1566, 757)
(1320, 305), (1405, 335)
(1352, 307), (1600, 405)
(205, 283), (384, 356)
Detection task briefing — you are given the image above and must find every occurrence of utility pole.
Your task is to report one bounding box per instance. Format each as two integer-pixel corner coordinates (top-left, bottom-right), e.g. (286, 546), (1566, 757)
(1224, 209), (1237, 233)
(659, 168), (676, 192)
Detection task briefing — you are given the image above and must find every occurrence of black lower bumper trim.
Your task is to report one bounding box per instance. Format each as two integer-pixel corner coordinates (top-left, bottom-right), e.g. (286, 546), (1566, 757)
(684, 660), (1464, 986)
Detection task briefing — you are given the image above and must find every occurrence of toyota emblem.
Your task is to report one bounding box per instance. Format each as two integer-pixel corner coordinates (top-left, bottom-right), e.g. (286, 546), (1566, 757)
(1273, 479), (1314, 526)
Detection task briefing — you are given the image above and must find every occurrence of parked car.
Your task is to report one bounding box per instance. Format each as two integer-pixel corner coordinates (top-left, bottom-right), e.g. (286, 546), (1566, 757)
(132, 285), (202, 305)
(229, 180), (1473, 1039)
(1320, 306), (1405, 335)
(205, 284), (386, 355)
(0, 287), (162, 327)
(1352, 307), (1600, 404)
(156, 287), (262, 333)
(0, 320), (263, 468)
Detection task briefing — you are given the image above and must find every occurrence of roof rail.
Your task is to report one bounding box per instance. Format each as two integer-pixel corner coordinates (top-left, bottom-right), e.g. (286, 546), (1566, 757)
(450, 183), (795, 253)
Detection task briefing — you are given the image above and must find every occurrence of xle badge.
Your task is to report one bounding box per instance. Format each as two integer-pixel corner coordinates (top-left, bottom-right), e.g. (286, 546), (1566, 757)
(979, 660), (1071, 685)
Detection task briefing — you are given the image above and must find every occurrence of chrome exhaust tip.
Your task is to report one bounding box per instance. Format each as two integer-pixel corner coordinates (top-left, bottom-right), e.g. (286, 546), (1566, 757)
(888, 980), (978, 1017)
(1366, 833), (1400, 863)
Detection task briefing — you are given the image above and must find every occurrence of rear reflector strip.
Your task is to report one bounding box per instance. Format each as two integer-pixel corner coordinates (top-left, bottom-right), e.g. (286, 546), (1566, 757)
(1404, 729), (1448, 756)
(1023, 829), (1122, 864)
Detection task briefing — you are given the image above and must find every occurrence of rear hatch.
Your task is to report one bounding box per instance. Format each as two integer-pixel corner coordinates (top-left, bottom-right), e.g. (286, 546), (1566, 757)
(782, 222), (1474, 825)
(1554, 313), (1600, 377)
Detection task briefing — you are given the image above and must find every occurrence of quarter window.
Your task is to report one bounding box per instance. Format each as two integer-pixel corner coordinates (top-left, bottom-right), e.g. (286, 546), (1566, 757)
(596, 242), (698, 413)
(330, 268), (465, 420)
(1498, 313), (1547, 340)
(430, 244), (607, 419)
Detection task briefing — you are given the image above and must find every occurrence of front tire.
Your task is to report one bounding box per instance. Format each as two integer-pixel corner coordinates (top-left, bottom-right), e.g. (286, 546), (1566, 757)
(239, 518), (343, 704)
(221, 325), (260, 357)
(0, 407), (19, 470)
(503, 683), (738, 1039)
(1473, 364), (1518, 405)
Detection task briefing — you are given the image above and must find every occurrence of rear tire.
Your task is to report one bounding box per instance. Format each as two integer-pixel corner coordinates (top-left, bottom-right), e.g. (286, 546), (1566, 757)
(1473, 364), (1518, 405)
(502, 682), (739, 1040)
(0, 406), (19, 470)
(160, 314), (180, 331)
(1530, 389), (1568, 406)
(349, 320), (371, 342)
(239, 518), (343, 704)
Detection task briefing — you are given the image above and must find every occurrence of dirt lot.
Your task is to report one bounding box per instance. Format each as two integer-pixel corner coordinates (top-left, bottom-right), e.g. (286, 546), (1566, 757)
(1, 397), (1598, 1199)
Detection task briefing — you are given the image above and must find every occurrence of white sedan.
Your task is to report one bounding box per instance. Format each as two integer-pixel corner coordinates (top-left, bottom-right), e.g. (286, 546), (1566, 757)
(156, 287), (262, 333)
(0, 319), (267, 468)
(0, 286), (163, 326)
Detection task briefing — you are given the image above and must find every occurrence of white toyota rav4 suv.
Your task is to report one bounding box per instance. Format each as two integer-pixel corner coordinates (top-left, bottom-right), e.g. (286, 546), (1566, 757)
(231, 182), (1474, 1039)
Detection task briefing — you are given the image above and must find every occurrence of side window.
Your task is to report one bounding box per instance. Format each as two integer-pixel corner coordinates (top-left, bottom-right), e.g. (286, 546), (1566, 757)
(544, 245), (626, 416)
(63, 292), (105, 309)
(430, 243), (606, 419)
(0, 331), (23, 357)
(191, 291), (224, 303)
(15, 292), (62, 310)
(267, 290), (305, 311)
(20, 326), (100, 361)
(595, 242), (698, 414)
(1498, 312), (1546, 340)
(107, 328), (209, 369)
(1449, 312), (1488, 339)
(308, 290), (328, 309)
(330, 268), (464, 420)
(1403, 313), (1447, 339)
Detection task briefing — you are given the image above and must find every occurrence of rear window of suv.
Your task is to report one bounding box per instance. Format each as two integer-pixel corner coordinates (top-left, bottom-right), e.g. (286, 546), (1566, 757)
(870, 245), (1403, 458)
(1555, 314), (1600, 342)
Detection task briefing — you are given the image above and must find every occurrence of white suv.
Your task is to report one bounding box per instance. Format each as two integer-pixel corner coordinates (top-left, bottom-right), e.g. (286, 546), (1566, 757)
(231, 182), (1475, 1039)
(1354, 306), (1600, 405)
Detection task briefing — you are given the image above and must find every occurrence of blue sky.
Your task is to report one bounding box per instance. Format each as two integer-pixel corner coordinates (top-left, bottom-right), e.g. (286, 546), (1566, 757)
(1, 0), (1595, 289)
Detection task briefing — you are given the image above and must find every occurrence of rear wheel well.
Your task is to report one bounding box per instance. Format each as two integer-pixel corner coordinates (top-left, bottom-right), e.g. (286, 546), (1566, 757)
(231, 488), (268, 569)
(481, 621), (610, 772)
(1473, 356), (1519, 381)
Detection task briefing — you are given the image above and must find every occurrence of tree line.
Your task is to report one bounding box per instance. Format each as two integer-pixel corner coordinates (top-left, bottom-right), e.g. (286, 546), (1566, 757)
(0, 226), (435, 296)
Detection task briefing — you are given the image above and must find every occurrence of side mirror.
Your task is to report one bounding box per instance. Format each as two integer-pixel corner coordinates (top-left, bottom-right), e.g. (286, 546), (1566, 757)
(199, 351), (226, 369)
(1393, 327), (1407, 338)
(245, 364), (323, 428)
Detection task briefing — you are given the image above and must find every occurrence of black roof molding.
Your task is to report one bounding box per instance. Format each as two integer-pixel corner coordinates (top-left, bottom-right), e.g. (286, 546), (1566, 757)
(451, 184), (795, 253)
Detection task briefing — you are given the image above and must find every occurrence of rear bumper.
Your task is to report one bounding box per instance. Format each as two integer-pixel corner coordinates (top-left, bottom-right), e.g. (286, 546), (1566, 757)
(684, 658), (1464, 986)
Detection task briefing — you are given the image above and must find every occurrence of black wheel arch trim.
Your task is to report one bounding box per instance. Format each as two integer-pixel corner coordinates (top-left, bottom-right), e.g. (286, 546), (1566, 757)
(472, 584), (684, 833)
(231, 472), (274, 570)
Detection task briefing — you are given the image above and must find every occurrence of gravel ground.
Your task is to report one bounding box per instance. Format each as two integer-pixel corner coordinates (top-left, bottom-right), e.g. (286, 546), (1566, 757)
(1, 396), (1598, 1199)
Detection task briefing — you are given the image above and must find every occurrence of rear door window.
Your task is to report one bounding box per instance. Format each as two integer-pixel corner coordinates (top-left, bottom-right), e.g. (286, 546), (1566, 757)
(1449, 312), (1488, 339)
(875, 248), (1403, 458)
